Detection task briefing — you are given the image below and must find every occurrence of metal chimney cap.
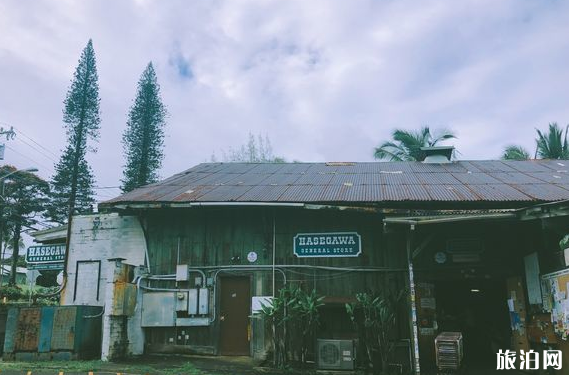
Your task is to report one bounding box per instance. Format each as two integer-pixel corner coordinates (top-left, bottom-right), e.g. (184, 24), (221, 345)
(420, 146), (454, 163)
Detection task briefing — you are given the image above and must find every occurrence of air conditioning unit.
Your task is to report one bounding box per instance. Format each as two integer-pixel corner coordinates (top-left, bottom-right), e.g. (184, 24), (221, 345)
(317, 339), (355, 370)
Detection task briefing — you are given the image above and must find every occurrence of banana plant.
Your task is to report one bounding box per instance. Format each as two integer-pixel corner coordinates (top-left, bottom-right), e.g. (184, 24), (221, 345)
(346, 291), (404, 374)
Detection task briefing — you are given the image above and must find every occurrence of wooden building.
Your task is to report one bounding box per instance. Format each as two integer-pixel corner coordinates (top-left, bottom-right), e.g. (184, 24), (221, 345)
(45, 152), (569, 373)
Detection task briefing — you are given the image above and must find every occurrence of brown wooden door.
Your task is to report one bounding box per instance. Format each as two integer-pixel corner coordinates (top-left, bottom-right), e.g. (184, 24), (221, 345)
(219, 276), (250, 355)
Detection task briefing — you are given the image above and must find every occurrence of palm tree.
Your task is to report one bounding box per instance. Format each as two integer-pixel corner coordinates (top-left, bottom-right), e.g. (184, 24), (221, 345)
(502, 145), (530, 160)
(536, 123), (569, 159)
(373, 126), (456, 161)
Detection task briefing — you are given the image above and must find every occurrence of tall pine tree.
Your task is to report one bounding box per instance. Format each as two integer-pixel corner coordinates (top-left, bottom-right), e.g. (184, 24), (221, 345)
(49, 39), (100, 223)
(121, 62), (167, 192)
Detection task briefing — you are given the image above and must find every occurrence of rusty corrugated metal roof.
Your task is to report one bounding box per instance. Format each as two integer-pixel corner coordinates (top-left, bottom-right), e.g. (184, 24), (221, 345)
(103, 160), (569, 206)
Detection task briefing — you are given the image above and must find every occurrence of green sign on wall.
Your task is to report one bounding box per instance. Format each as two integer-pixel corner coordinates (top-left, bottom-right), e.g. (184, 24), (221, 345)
(26, 244), (66, 264)
(293, 232), (361, 258)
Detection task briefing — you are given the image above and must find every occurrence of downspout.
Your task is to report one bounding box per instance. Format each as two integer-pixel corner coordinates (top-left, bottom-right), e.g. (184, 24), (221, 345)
(407, 225), (420, 375)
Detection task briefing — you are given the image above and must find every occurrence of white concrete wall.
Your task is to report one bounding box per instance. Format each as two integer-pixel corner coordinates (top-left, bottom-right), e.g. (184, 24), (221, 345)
(61, 213), (146, 306)
(61, 213), (147, 358)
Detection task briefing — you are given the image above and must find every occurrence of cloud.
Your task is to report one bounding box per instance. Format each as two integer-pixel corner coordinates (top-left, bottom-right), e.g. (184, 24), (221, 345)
(1, 0), (569, 202)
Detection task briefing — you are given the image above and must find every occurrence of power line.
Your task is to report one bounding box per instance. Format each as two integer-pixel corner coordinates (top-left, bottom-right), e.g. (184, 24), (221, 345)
(4, 145), (55, 174)
(1, 123), (59, 159)
(14, 137), (58, 163)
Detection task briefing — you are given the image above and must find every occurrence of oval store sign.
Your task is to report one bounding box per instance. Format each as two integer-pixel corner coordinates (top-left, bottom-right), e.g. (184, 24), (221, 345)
(293, 232), (361, 258)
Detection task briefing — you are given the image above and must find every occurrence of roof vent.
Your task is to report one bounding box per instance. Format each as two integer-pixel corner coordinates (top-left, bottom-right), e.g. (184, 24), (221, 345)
(421, 146), (454, 164)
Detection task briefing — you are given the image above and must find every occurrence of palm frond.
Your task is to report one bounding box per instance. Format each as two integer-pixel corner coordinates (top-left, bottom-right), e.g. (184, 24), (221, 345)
(536, 122), (568, 159)
(374, 126), (456, 161)
(502, 145), (530, 160)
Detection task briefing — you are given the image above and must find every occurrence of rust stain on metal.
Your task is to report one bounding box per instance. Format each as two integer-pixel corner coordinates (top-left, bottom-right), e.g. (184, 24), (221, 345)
(51, 307), (77, 350)
(15, 308), (41, 351)
(112, 282), (137, 316)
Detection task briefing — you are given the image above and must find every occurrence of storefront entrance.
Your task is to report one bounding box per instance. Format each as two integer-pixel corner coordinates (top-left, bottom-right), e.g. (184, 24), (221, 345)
(435, 278), (511, 369)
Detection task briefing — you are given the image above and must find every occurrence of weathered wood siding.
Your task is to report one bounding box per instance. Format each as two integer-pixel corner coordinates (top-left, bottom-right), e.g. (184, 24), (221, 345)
(142, 206), (408, 354)
(144, 207), (403, 296)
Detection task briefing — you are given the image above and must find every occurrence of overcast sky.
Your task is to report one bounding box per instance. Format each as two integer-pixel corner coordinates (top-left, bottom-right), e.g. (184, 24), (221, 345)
(1, 0), (569, 202)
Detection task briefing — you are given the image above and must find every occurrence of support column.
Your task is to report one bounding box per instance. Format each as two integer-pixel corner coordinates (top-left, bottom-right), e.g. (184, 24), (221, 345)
(407, 226), (421, 375)
(101, 258), (135, 361)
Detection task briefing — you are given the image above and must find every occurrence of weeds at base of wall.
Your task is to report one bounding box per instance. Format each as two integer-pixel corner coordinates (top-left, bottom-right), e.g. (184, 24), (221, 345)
(0, 360), (206, 375)
(0, 285), (60, 306)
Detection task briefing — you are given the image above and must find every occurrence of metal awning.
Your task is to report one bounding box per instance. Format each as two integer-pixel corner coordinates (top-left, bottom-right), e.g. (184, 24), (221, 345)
(383, 211), (517, 226)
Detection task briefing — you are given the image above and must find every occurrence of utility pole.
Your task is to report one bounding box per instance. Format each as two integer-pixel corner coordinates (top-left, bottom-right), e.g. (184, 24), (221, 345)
(0, 127), (17, 286)
(0, 126), (16, 161)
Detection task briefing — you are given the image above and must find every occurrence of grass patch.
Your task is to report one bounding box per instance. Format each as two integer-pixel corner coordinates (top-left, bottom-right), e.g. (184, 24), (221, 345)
(0, 360), (210, 374)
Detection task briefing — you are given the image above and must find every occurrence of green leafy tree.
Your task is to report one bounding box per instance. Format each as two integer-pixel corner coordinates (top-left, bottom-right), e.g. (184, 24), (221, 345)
(374, 126), (456, 161)
(0, 165), (49, 285)
(121, 62), (167, 192)
(49, 39), (100, 223)
(502, 145), (530, 160)
(536, 122), (569, 159)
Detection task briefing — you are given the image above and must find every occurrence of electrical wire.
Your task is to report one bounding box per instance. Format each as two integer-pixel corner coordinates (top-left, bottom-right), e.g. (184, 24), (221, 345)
(3, 123), (59, 159)
(4, 145), (54, 174)
(14, 137), (58, 163)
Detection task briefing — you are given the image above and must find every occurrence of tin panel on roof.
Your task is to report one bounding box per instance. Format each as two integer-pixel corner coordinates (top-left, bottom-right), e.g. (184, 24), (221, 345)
(215, 163), (261, 174)
(247, 163), (285, 173)
(197, 185), (253, 201)
(440, 163), (470, 173)
(416, 173), (460, 185)
(329, 174), (366, 186)
(237, 185), (289, 201)
(511, 184), (569, 201)
(161, 172), (211, 187)
(467, 184), (530, 201)
(224, 173), (271, 186)
(451, 173), (502, 184)
(533, 160), (569, 172)
(501, 160), (552, 173)
(109, 185), (161, 202)
(424, 185), (480, 201)
(276, 163), (312, 174)
(529, 172), (569, 184)
(147, 184), (198, 201)
(277, 185), (325, 202)
(295, 173), (334, 185)
(377, 163), (414, 172)
(190, 172), (242, 186)
(319, 184), (380, 201)
(344, 163), (386, 174)
(262, 173), (302, 185)
(171, 186), (216, 202)
(469, 161), (517, 173)
(408, 163), (450, 172)
(383, 185), (430, 201)
(380, 173), (421, 185)
(453, 161), (482, 173)
(489, 172), (545, 185)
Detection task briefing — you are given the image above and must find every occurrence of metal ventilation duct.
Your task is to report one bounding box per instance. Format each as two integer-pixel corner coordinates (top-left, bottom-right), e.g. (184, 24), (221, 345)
(421, 146), (454, 163)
